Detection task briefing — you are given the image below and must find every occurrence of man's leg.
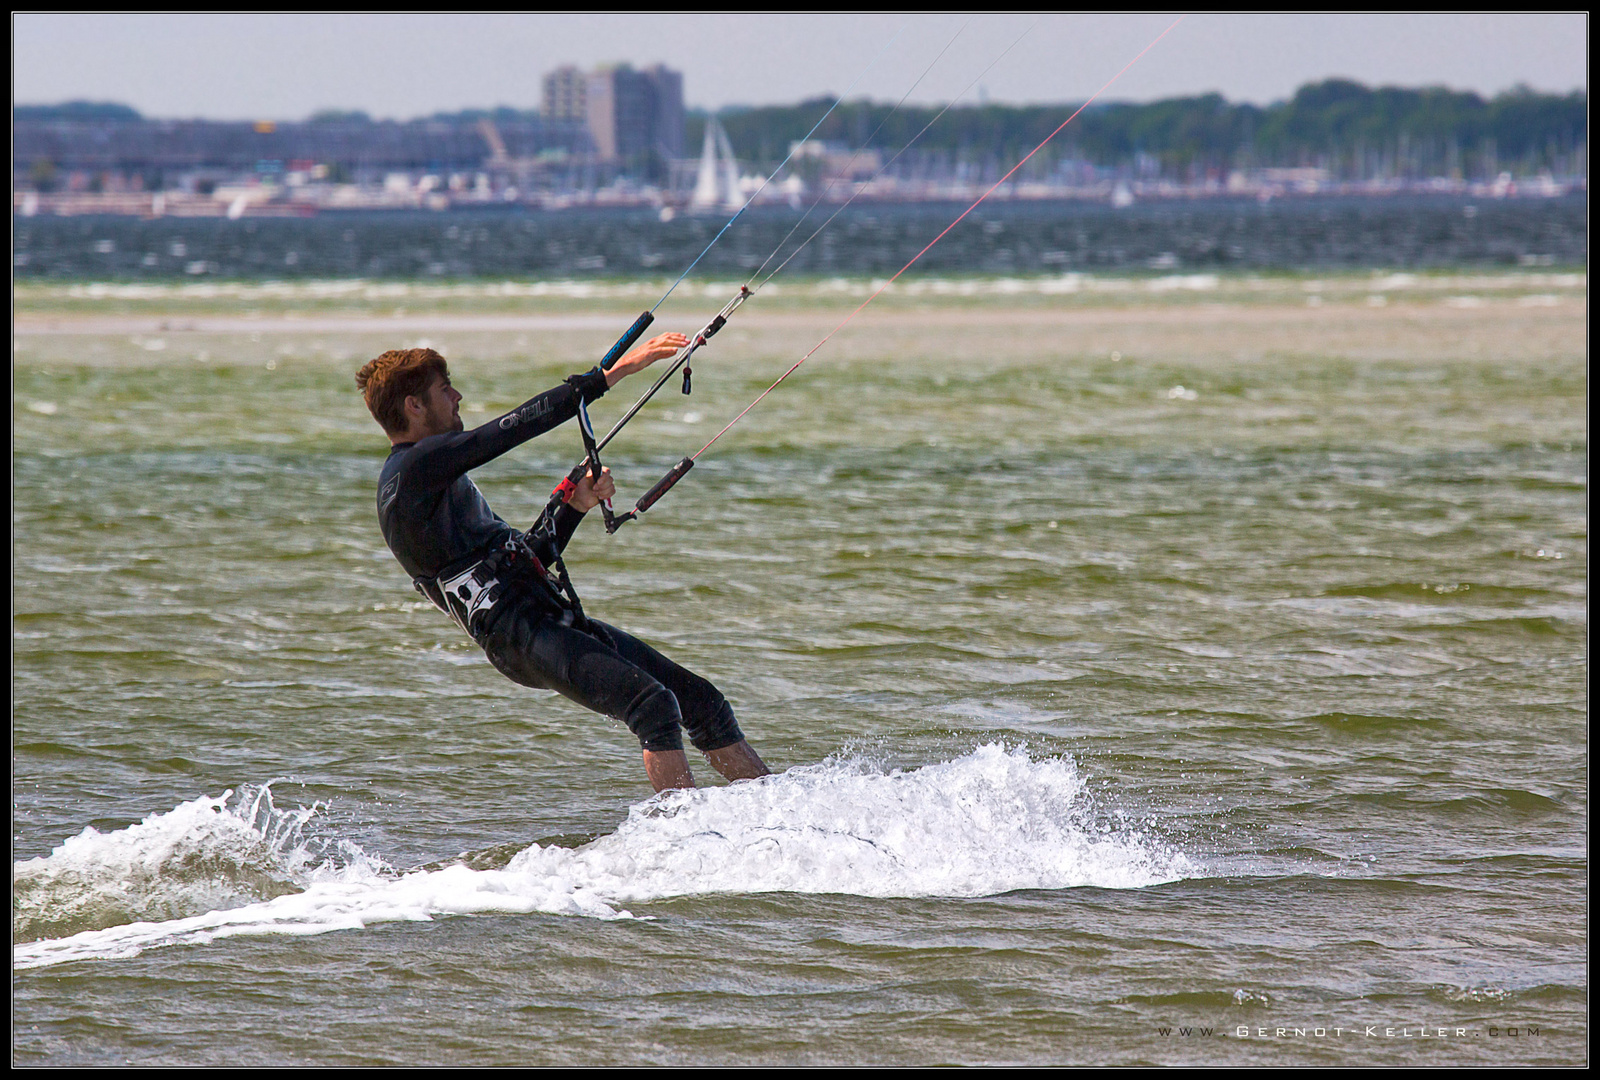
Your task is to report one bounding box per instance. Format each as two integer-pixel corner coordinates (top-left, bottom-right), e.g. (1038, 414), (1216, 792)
(482, 606), (695, 791)
(589, 620), (771, 783)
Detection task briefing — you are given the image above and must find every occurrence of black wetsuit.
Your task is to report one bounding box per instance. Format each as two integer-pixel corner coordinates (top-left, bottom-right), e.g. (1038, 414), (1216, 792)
(376, 369), (743, 753)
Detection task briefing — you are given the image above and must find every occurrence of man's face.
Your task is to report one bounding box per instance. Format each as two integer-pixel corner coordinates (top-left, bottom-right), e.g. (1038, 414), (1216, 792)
(416, 374), (463, 436)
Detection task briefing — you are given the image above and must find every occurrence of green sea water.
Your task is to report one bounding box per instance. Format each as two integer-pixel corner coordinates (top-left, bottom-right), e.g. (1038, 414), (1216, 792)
(12, 283), (1587, 1064)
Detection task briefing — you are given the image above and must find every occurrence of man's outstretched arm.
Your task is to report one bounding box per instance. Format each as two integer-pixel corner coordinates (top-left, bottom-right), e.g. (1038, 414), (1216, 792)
(401, 332), (688, 498)
(404, 370), (609, 498)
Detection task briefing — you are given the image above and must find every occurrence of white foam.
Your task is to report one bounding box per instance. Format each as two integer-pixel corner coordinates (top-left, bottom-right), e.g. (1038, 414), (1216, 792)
(12, 786), (374, 950)
(14, 745), (1196, 970)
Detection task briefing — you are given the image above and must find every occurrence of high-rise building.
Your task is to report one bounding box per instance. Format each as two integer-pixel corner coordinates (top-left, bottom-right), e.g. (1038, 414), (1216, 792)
(584, 63), (685, 165)
(643, 64), (685, 162)
(542, 66), (587, 124)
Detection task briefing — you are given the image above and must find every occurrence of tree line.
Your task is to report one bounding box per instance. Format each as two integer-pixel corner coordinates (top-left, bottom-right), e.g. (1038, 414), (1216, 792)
(697, 79), (1587, 181)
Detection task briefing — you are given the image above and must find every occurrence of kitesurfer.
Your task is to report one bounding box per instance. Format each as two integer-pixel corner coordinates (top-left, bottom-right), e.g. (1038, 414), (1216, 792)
(355, 343), (770, 792)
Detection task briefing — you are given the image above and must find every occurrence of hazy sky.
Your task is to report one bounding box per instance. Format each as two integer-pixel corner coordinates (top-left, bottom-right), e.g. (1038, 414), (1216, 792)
(12, 13), (1588, 121)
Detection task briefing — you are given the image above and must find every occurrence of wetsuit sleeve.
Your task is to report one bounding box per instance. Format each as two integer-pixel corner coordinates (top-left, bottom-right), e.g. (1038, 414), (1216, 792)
(401, 369), (608, 496)
(551, 502), (585, 554)
(523, 498), (587, 562)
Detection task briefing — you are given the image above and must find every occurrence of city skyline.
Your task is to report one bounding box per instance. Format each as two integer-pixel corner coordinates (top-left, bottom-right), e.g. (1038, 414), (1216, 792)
(12, 13), (1588, 122)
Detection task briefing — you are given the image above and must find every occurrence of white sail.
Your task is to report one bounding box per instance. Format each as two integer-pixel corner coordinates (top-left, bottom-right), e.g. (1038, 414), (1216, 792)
(691, 119), (721, 211)
(716, 120), (742, 212)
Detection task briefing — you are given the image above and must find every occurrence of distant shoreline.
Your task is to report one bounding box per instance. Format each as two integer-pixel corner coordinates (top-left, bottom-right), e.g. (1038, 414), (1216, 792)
(11, 182), (1589, 221)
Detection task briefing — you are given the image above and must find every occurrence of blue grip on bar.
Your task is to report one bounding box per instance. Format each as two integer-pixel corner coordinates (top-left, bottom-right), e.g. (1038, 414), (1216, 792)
(600, 311), (655, 370)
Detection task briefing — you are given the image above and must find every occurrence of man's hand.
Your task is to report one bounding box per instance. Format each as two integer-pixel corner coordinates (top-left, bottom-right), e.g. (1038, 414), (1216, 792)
(569, 465), (615, 513)
(606, 332), (689, 387)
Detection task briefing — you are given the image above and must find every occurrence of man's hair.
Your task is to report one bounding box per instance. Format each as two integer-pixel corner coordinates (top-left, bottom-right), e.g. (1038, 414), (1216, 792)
(355, 348), (449, 435)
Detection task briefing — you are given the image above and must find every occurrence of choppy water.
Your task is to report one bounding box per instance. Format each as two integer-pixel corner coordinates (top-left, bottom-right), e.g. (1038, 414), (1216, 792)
(12, 292), (1587, 1064)
(13, 195), (1588, 280)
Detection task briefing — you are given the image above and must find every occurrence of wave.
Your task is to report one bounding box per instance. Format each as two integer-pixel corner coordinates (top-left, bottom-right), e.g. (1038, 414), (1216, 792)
(13, 784), (374, 946)
(14, 744), (1196, 970)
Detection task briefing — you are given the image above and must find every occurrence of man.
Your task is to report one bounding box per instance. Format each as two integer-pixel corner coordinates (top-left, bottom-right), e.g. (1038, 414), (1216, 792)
(355, 340), (769, 792)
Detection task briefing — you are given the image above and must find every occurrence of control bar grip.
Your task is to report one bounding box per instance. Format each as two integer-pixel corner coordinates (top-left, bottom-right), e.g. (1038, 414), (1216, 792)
(634, 457), (696, 514)
(600, 310), (655, 370)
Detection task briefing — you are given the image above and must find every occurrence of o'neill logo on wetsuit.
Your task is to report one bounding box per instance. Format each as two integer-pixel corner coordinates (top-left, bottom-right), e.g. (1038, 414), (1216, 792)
(499, 399), (554, 429)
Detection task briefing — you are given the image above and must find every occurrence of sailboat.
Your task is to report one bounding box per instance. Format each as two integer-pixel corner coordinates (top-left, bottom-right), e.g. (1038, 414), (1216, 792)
(691, 116), (744, 214)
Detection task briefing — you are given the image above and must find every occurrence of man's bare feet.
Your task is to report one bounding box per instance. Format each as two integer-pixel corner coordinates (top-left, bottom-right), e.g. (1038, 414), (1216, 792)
(704, 740), (770, 782)
(642, 749), (695, 792)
